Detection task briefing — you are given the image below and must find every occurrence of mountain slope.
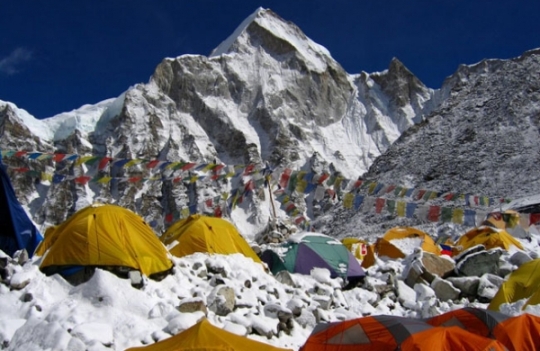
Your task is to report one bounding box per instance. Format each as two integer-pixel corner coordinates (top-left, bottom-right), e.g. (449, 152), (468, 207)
(0, 7), (435, 238)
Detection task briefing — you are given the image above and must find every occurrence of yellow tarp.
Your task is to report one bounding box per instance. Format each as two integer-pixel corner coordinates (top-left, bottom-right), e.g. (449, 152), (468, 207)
(378, 227), (441, 257)
(489, 259), (540, 311)
(161, 214), (261, 263)
(454, 226), (523, 254)
(125, 318), (292, 351)
(37, 204), (172, 277)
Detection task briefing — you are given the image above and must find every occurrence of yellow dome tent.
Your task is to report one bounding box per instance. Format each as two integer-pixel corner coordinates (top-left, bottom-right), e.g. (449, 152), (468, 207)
(483, 209), (530, 239)
(37, 204), (172, 277)
(125, 318), (292, 351)
(341, 237), (376, 268)
(161, 214), (261, 263)
(489, 259), (540, 311)
(454, 226), (523, 254)
(376, 227), (441, 258)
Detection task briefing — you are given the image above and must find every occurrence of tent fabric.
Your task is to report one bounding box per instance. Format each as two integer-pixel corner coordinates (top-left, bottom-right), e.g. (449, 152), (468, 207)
(454, 226), (524, 254)
(37, 204), (172, 277)
(125, 318), (292, 351)
(399, 326), (506, 351)
(0, 163), (42, 257)
(161, 214), (261, 263)
(426, 307), (507, 336)
(341, 238), (376, 268)
(489, 259), (540, 311)
(261, 232), (365, 282)
(376, 227), (441, 258)
(427, 307), (540, 351)
(483, 210), (530, 239)
(300, 315), (505, 351)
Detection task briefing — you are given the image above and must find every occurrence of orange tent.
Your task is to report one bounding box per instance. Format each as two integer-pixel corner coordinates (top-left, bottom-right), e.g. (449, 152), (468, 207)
(300, 315), (505, 351)
(375, 227), (441, 259)
(427, 307), (540, 351)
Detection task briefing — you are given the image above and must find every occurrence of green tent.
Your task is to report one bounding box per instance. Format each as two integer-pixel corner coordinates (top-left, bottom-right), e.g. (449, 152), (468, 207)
(261, 232), (365, 281)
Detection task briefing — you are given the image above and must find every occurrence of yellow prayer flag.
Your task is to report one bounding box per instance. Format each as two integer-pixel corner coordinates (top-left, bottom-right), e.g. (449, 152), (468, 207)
(452, 208), (464, 224)
(181, 207), (190, 219)
(125, 159), (143, 168)
(75, 156), (94, 166)
(343, 192), (354, 209)
(41, 172), (53, 181)
(296, 179), (308, 193)
(96, 176), (112, 184)
(396, 201), (406, 217)
(399, 188), (407, 197)
(368, 182), (377, 194)
(37, 154), (51, 161)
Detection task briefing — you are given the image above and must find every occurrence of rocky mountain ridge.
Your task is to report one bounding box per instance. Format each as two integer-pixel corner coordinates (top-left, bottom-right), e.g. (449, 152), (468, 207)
(1, 8), (538, 241)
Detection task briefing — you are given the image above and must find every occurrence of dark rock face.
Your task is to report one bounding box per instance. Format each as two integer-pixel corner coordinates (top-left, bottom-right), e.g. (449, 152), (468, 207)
(365, 49), (540, 198)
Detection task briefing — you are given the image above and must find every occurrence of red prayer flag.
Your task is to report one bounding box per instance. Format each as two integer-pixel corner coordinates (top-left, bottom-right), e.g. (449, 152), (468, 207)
(416, 189), (426, 200)
(317, 173), (330, 184)
(74, 176), (91, 185)
(98, 157), (112, 170)
(375, 198), (385, 213)
(428, 205), (441, 222)
(279, 168), (292, 188)
(243, 164), (255, 175)
(53, 153), (66, 162)
(530, 213), (540, 226)
(146, 160), (160, 169)
(165, 213), (173, 223)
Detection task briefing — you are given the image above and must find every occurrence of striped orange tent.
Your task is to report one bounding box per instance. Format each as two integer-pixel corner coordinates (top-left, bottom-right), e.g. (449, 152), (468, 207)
(300, 315), (506, 351)
(375, 227), (441, 259)
(427, 307), (540, 351)
(125, 318), (292, 351)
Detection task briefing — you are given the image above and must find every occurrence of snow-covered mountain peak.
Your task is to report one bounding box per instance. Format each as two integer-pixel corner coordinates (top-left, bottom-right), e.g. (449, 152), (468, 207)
(0, 100), (53, 141)
(210, 7), (332, 73)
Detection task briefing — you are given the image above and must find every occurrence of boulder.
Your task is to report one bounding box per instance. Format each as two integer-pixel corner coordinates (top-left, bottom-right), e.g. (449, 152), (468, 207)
(509, 251), (532, 267)
(455, 249), (503, 277)
(275, 270), (296, 287)
(446, 276), (480, 297)
(477, 273), (504, 301)
(431, 277), (460, 301)
(178, 299), (208, 315)
(208, 286), (235, 316)
(421, 252), (455, 278)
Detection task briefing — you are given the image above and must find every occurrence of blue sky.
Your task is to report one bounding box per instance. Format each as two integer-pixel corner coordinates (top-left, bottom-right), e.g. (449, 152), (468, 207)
(1, 0), (539, 119)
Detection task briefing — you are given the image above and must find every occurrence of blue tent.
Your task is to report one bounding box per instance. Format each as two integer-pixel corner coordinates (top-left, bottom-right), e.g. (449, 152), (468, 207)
(0, 161), (42, 257)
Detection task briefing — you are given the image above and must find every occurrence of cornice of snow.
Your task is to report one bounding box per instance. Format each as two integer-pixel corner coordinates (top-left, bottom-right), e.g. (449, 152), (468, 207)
(43, 98), (117, 141)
